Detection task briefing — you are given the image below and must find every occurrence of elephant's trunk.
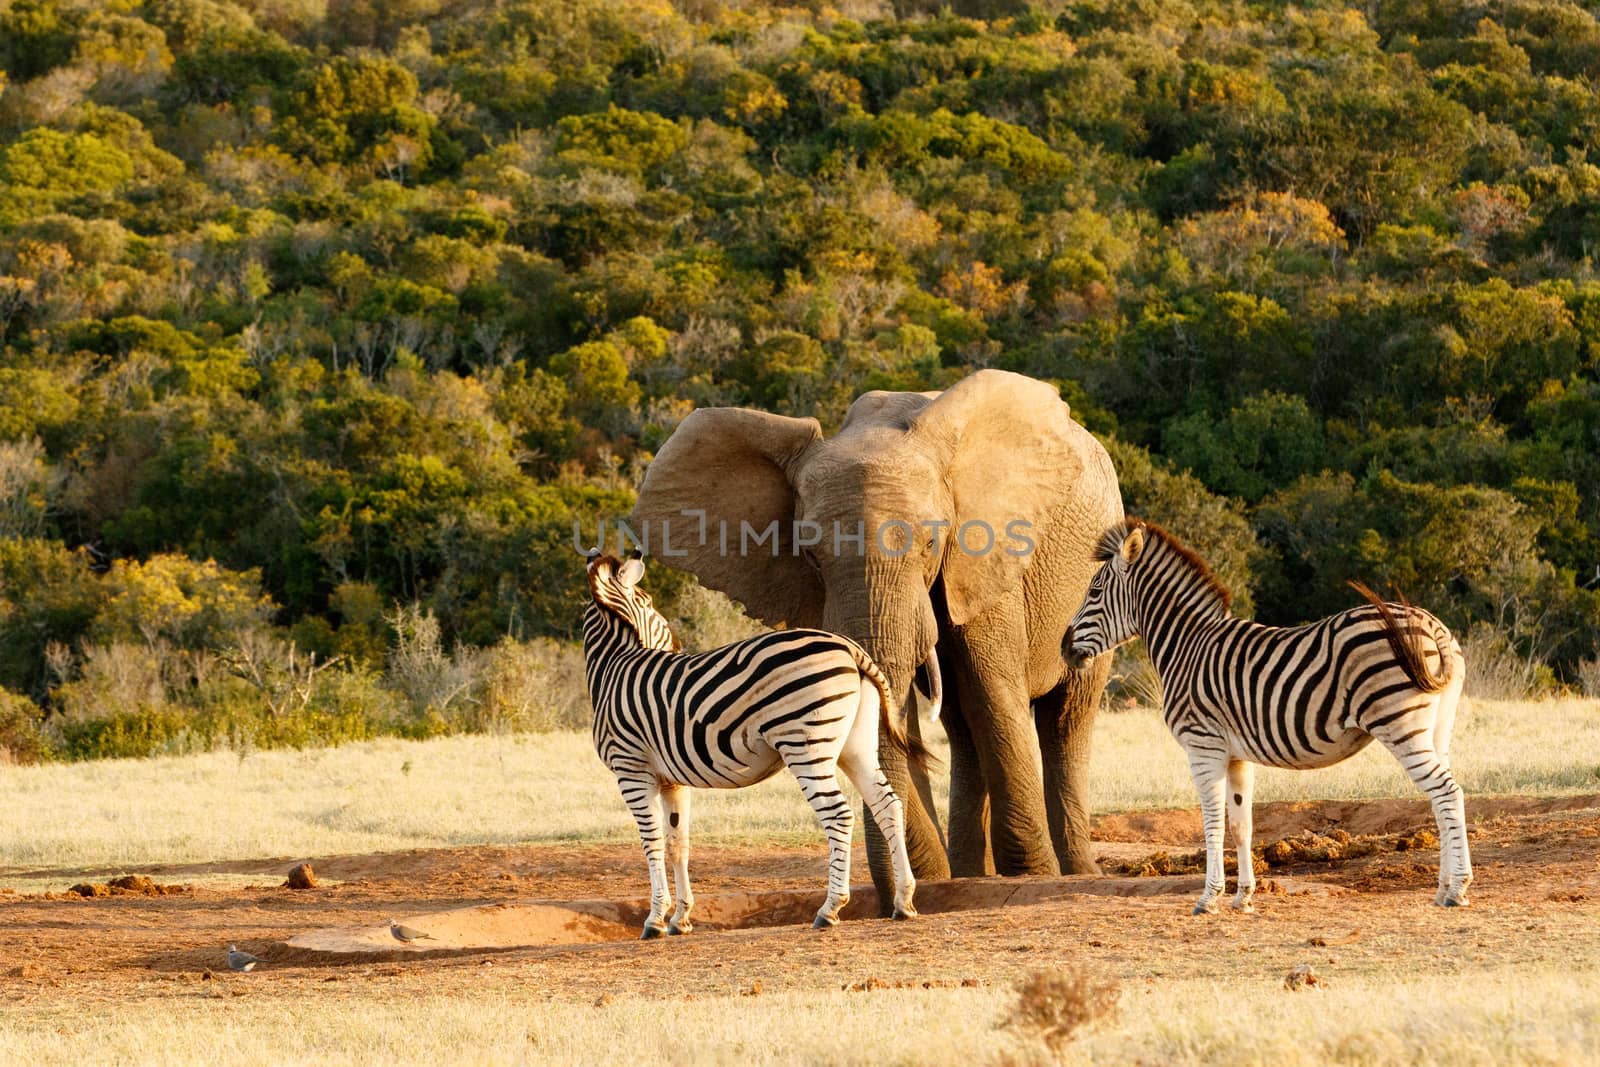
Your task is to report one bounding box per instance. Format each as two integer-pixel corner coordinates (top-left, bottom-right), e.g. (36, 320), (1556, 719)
(913, 644), (942, 722)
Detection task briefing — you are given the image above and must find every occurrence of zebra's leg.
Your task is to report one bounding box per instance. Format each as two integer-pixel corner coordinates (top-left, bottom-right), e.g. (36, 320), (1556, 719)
(1371, 719), (1472, 907)
(1227, 759), (1256, 912)
(1186, 747), (1230, 915)
(784, 749), (855, 929)
(617, 772), (672, 938)
(662, 785), (694, 935)
(839, 751), (916, 920)
(1433, 669), (1472, 905)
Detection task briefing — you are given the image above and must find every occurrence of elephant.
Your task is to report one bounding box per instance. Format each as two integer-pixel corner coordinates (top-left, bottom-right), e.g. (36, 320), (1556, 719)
(631, 369), (1123, 900)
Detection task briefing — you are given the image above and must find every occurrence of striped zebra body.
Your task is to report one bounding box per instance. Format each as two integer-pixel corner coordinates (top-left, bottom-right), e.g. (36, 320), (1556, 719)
(1064, 521), (1471, 914)
(583, 554), (918, 936)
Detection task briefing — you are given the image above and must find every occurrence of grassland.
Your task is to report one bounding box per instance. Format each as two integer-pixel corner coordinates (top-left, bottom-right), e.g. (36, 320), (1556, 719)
(2, 698), (1598, 1066)
(3, 966), (1596, 1065)
(3, 698), (1597, 875)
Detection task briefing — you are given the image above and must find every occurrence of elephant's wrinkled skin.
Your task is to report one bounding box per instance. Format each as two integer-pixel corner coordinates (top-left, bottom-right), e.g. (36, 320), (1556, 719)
(632, 370), (1122, 898)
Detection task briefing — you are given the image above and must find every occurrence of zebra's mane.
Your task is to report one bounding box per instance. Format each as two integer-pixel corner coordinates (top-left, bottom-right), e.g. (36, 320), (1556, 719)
(586, 555), (682, 651)
(1095, 519), (1234, 613)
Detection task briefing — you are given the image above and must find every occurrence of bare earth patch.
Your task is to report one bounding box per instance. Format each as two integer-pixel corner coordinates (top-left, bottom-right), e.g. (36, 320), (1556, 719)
(3, 795), (1596, 1013)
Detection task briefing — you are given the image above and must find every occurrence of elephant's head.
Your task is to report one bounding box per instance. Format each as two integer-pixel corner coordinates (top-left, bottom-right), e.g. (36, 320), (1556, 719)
(632, 368), (1089, 729)
(633, 369), (1111, 885)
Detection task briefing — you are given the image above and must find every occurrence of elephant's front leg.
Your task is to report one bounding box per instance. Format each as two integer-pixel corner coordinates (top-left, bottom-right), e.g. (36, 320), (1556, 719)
(951, 632), (1057, 878)
(942, 686), (995, 877)
(1036, 653), (1110, 876)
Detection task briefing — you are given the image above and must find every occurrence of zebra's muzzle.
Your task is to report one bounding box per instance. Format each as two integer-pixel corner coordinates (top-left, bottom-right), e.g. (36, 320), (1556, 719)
(1062, 627), (1089, 670)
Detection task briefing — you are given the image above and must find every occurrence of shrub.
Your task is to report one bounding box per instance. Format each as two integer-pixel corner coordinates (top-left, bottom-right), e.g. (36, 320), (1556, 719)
(0, 687), (51, 764)
(474, 637), (590, 733)
(1003, 967), (1120, 1053)
(385, 603), (488, 722)
(1462, 623), (1556, 700)
(1576, 657), (1600, 698)
(56, 706), (203, 761)
(49, 641), (171, 725)
(668, 581), (766, 652)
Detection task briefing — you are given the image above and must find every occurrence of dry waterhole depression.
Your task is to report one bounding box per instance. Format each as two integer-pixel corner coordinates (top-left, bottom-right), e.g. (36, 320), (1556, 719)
(2, 702), (1599, 1064)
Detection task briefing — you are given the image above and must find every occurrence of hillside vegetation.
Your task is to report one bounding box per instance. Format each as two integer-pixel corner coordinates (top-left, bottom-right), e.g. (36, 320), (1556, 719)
(4, 0), (1600, 759)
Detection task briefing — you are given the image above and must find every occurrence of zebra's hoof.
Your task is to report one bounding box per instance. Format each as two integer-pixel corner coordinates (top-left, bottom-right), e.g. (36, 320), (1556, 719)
(1442, 895), (1470, 908)
(668, 921), (692, 935)
(1193, 900), (1219, 916)
(640, 925), (667, 940)
(812, 913), (839, 930)
(1230, 899), (1254, 914)
(892, 906), (916, 921)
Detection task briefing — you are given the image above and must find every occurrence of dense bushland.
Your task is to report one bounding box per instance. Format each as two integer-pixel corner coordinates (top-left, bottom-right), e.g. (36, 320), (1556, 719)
(4, 0), (1600, 760)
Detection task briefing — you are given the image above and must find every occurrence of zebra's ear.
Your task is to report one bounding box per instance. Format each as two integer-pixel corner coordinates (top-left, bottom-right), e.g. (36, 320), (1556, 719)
(1121, 526), (1146, 565)
(618, 558), (646, 586)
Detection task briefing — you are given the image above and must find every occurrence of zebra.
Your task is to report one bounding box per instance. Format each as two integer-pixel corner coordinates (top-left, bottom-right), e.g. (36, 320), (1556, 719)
(1062, 520), (1471, 914)
(581, 551), (920, 937)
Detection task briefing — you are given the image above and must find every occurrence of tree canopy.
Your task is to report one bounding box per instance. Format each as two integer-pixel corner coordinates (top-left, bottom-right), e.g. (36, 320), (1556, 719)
(4, 0), (1600, 755)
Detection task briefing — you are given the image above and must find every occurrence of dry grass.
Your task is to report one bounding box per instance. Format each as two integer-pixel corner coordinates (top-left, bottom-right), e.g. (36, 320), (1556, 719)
(1, 966), (1597, 1066)
(2, 698), (1596, 876)
(1090, 696), (1600, 813)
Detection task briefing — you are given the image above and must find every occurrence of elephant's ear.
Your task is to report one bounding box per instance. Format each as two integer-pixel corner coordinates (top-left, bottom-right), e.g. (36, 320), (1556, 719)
(913, 370), (1089, 627)
(632, 407), (826, 629)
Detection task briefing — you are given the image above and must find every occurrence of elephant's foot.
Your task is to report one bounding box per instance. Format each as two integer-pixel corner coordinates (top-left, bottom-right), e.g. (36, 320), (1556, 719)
(1062, 851), (1102, 876)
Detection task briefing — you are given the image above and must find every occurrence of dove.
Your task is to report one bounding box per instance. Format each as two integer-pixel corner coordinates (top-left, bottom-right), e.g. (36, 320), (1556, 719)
(389, 918), (435, 943)
(227, 944), (261, 972)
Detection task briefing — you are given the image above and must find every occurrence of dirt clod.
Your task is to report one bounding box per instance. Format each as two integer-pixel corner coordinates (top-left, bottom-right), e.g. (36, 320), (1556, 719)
(741, 980), (764, 996)
(1284, 964), (1322, 991)
(1395, 830), (1438, 852)
(593, 993), (613, 1007)
(67, 883), (108, 898)
(285, 863), (319, 889)
(1309, 930), (1361, 947)
(108, 875), (158, 895)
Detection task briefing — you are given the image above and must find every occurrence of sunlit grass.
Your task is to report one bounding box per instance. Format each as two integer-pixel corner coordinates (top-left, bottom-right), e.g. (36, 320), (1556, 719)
(2, 698), (1595, 874)
(1090, 696), (1600, 812)
(1, 966), (1595, 1066)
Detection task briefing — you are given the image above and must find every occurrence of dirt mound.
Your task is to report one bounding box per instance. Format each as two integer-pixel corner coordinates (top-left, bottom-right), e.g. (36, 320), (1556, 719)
(284, 863), (318, 889)
(280, 875), (1344, 963)
(1113, 827), (1447, 878)
(65, 876), (187, 898)
(1093, 793), (1600, 845)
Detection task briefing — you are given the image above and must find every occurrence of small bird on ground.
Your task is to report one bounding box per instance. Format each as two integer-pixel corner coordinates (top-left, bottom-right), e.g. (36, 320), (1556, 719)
(226, 944), (261, 972)
(389, 918), (436, 943)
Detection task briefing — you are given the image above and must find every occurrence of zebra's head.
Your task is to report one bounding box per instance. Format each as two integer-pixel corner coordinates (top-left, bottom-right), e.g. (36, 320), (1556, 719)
(1062, 522), (1148, 669)
(585, 552), (682, 653)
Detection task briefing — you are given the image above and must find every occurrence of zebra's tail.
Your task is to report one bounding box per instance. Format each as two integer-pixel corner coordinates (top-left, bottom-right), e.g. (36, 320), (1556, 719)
(846, 643), (933, 778)
(1349, 581), (1451, 694)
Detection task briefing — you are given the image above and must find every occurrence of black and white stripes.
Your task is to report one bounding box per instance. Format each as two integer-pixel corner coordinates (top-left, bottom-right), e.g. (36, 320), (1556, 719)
(1064, 521), (1472, 913)
(583, 553), (918, 936)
